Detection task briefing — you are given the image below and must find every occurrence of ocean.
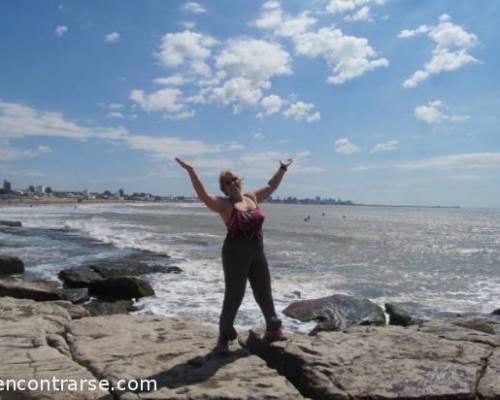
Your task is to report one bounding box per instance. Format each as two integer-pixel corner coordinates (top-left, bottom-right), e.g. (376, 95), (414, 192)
(0, 202), (499, 333)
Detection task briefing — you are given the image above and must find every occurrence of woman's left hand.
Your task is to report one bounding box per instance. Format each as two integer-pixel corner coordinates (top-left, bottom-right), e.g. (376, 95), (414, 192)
(280, 158), (293, 168)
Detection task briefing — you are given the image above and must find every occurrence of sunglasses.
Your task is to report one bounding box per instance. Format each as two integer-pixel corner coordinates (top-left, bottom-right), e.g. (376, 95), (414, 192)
(224, 177), (239, 186)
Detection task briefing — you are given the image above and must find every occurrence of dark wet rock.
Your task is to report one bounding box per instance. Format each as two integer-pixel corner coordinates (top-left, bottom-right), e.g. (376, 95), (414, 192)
(241, 320), (500, 400)
(284, 294), (386, 334)
(0, 255), (24, 275)
(62, 287), (89, 304)
(493, 309), (500, 316)
(0, 279), (67, 301)
(385, 302), (417, 326)
(83, 299), (136, 316)
(58, 266), (104, 288)
(91, 261), (166, 278)
(88, 276), (155, 299)
(451, 315), (500, 335)
(0, 220), (22, 227)
(166, 265), (183, 273)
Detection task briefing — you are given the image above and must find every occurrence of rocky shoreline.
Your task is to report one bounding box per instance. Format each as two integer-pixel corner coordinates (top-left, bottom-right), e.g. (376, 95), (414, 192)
(1, 221), (500, 399)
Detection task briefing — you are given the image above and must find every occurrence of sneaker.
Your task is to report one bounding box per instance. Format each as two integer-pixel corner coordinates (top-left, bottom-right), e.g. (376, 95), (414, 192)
(263, 327), (287, 343)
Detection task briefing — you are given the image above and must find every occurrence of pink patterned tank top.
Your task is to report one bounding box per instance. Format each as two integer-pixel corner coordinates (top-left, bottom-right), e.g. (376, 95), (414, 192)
(225, 206), (265, 241)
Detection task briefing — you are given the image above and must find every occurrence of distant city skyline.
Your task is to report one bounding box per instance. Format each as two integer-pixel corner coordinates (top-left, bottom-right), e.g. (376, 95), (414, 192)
(1, 1), (499, 207)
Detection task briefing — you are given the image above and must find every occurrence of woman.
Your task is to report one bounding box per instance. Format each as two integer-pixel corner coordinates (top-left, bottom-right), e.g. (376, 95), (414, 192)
(175, 157), (293, 353)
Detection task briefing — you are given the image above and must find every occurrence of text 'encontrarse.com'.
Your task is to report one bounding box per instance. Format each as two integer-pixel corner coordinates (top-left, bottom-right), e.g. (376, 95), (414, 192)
(0, 377), (157, 393)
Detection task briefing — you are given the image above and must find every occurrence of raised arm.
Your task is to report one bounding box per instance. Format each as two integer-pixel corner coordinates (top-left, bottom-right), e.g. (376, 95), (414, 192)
(175, 158), (225, 213)
(250, 159), (293, 204)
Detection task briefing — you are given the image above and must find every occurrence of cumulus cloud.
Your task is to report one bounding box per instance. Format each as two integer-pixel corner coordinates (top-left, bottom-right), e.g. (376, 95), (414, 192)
(55, 25), (68, 37)
(344, 6), (371, 22)
(183, 2), (206, 14)
(294, 27), (389, 84)
(414, 100), (470, 124)
(335, 138), (360, 154)
(258, 95), (284, 118)
(129, 88), (189, 117)
(370, 140), (399, 153)
(105, 32), (120, 43)
(400, 14), (479, 88)
(204, 38), (291, 112)
(326, 0), (384, 14)
(283, 101), (320, 123)
(251, 2), (317, 39)
(158, 31), (217, 77)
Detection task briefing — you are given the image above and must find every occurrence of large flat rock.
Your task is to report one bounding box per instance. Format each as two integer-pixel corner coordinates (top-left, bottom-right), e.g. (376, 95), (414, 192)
(242, 321), (500, 400)
(0, 297), (110, 399)
(67, 314), (305, 399)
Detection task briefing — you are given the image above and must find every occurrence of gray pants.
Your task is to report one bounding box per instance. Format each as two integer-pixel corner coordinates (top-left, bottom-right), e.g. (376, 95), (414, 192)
(219, 237), (281, 340)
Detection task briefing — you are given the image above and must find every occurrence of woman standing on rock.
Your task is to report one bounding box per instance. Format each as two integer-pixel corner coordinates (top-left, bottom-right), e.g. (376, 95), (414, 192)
(175, 157), (292, 353)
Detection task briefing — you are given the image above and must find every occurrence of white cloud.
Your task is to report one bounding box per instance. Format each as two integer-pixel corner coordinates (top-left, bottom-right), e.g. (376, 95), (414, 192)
(55, 25), (68, 37)
(252, 2), (317, 39)
(414, 100), (470, 124)
(183, 2), (206, 14)
(326, 0), (384, 14)
(253, 132), (265, 140)
(258, 95), (284, 117)
(215, 39), (291, 86)
(210, 77), (264, 113)
(206, 38), (291, 112)
(0, 100), (127, 141)
(0, 100), (246, 163)
(294, 27), (389, 84)
(153, 75), (192, 86)
(353, 153), (500, 172)
(158, 31), (217, 77)
(398, 153), (500, 171)
(400, 14), (479, 88)
(108, 103), (123, 111)
(335, 138), (360, 154)
(105, 32), (120, 43)
(129, 88), (189, 116)
(370, 140), (399, 153)
(0, 140), (52, 161)
(283, 101), (320, 123)
(344, 6), (371, 22)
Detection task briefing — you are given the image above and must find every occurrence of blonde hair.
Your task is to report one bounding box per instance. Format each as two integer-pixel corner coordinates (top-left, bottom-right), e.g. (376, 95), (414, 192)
(219, 170), (241, 193)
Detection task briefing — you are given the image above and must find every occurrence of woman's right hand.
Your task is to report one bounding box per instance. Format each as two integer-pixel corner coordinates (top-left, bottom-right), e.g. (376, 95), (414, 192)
(175, 157), (193, 172)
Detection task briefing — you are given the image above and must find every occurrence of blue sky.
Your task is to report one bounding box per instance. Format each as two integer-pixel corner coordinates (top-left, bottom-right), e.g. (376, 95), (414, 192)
(1, 0), (499, 207)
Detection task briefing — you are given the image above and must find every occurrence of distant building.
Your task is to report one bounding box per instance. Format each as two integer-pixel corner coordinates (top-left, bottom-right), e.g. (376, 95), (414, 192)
(3, 180), (12, 192)
(35, 185), (45, 194)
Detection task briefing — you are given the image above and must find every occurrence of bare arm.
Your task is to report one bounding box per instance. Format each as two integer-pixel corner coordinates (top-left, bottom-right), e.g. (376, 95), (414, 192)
(250, 159), (293, 204)
(175, 158), (225, 213)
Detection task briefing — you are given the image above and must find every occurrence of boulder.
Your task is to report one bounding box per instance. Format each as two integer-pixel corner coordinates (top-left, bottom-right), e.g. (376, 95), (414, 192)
(58, 266), (104, 288)
(284, 294), (386, 334)
(0, 297), (111, 399)
(0, 219), (22, 227)
(62, 287), (90, 304)
(83, 299), (136, 316)
(385, 302), (417, 326)
(90, 262), (166, 278)
(67, 314), (305, 399)
(166, 265), (183, 273)
(50, 300), (91, 319)
(241, 320), (500, 400)
(0, 279), (67, 301)
(88, 276), (155, 299)
(0, 255), (25, 275)
(493, 309), (500, 316)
